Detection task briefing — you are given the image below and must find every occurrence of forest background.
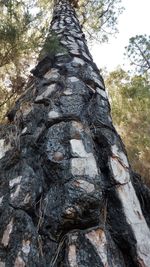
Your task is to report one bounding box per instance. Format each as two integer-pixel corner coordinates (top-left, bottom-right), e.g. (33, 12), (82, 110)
(0, 0), (150, 184)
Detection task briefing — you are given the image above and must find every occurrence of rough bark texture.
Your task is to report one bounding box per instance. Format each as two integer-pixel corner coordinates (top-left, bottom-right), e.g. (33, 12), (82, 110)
(0, 0), (150, 266)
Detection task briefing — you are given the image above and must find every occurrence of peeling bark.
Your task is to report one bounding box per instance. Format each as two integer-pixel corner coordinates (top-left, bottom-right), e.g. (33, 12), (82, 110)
(0, 0), (150, 266)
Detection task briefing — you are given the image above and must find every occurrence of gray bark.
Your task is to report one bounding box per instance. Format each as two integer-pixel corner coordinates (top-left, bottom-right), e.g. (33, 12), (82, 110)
(0, 0), (150, 266)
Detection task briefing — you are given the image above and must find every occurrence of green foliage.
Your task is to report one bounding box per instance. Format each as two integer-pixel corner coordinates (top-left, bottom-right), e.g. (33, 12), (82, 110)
(39, 31), (67, 59)
(77, 0), (123, 42)
(125, 34), (150, 74)
(0, 0), (53, 121)
(105, 68), (150, 184)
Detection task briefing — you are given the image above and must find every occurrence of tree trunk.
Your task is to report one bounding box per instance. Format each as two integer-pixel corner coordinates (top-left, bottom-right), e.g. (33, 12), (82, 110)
(0, 0), (150, 266)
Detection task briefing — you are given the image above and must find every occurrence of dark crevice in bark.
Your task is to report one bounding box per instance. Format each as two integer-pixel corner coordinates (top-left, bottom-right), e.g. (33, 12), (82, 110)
(92, 129), (145, 267)
(132, 172), (150, 228)
(106, 189), (139, 267)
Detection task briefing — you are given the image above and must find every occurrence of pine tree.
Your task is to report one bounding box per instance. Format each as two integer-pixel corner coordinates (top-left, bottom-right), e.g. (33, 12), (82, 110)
(0, 0), (150, 266)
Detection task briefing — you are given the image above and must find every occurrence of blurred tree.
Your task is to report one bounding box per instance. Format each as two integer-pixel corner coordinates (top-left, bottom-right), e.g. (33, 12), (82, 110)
(105, 68), (150, 184)
(125, 34), (150, 74)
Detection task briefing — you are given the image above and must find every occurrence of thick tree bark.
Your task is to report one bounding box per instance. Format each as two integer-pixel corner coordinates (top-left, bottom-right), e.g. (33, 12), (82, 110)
(0, 0), (150, 266)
